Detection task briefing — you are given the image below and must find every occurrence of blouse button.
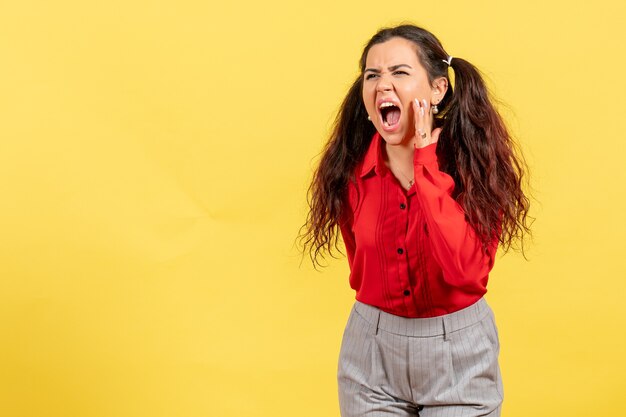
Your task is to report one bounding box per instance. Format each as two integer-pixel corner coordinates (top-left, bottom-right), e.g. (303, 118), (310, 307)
(399, 203), (406, 210)
(403, 290), (411, 296)
(397, 248), (404, 254)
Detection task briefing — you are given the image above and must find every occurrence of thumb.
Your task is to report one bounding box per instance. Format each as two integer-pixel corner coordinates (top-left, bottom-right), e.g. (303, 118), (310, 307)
(431, 127), (442, 144)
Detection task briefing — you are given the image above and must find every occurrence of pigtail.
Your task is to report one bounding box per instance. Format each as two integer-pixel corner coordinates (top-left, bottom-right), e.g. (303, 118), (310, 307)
(437, 57), (531, 252)
(298, 76), (375, 268)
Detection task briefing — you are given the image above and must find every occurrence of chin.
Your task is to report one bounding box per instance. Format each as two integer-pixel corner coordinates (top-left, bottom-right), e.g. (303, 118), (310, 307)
(379, 128), (408, 146)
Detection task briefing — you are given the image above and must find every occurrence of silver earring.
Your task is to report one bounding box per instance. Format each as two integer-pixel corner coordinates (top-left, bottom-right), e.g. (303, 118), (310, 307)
(367, 115), (371, 121)
(432, 104), (439, 115)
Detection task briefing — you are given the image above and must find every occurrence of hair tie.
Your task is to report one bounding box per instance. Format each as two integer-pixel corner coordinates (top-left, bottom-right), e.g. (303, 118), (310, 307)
(443, 56), (453, 66)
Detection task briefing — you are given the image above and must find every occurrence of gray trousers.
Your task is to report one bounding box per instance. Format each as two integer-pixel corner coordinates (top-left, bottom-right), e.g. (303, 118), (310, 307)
(337, 297), (503, 417)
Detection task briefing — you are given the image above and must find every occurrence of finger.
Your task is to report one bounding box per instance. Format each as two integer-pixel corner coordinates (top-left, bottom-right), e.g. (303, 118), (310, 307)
(413, 98), (424, 120)
(422, 99), (432, 123)
(414, 98), (425, 129)
(423, 98), (436, 135)
(412, 99), (420, 136)
(414, 98), (429, 145)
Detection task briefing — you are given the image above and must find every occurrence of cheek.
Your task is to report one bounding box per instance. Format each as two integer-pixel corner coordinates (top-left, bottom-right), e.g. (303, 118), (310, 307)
(403, 77), (428, 95)
(362, 88), (376, 111)
(400, 86), (428, 114)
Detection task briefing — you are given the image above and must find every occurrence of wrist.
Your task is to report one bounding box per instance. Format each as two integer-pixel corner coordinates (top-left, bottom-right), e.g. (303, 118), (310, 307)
(414, 142), (438, 165)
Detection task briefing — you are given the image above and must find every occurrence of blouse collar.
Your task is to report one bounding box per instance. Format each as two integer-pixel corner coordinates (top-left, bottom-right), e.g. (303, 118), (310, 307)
(359, 131), (388, 178)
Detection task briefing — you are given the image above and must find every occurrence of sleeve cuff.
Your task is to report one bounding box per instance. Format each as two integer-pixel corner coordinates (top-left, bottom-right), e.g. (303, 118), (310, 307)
(413, 142), (438, 165)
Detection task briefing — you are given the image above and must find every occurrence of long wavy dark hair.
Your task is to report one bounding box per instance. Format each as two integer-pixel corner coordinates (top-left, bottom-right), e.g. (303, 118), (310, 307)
(298, 24), (532, 268)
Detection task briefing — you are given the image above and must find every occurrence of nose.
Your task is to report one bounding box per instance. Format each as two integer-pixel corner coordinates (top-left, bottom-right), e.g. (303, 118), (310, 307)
(376, 73), (394, 92)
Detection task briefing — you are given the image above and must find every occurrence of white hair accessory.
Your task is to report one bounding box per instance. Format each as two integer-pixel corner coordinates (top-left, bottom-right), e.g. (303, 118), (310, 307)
(443, 56), (453, 66)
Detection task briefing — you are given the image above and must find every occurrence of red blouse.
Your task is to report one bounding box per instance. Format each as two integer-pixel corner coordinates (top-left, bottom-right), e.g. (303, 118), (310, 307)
(339, 132), (499, 318)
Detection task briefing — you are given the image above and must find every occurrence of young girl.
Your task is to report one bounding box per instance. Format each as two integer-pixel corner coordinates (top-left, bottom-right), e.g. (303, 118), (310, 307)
(300, 24), (531, 417)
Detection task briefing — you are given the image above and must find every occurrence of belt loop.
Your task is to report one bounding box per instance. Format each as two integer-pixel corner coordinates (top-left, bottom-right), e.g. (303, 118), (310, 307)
(442, 317), (448, 341)
(374, 309), (381, 335)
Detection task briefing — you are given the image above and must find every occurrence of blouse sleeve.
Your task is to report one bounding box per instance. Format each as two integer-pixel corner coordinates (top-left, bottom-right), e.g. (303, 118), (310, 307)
(413, 142), (499, 288)
(339, 217), (356, 269)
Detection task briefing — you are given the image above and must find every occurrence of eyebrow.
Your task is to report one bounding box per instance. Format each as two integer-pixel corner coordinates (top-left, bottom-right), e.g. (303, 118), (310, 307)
(364, 64), (413, 73)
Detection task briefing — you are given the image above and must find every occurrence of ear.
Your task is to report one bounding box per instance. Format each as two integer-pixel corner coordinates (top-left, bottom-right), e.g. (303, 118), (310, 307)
(431, 76), (448, 104)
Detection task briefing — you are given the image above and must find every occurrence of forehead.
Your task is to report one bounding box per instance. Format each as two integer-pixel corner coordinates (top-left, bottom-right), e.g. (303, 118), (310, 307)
(365, 37), (421, 67)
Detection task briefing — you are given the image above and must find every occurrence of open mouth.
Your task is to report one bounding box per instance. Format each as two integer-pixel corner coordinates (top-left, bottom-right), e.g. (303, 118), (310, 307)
(379, 102), (401, 129)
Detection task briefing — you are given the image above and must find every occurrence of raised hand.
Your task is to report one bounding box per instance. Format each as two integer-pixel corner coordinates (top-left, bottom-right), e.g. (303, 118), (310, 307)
(412, 98), (442, 149)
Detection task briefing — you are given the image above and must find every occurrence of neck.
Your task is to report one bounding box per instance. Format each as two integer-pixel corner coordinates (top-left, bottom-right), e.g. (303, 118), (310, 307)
(382, 140), (415, 190)
(383, 140), (414, 167)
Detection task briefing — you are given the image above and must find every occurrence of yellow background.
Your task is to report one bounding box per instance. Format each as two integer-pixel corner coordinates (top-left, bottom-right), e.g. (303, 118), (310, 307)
(1, 1), (625, 416)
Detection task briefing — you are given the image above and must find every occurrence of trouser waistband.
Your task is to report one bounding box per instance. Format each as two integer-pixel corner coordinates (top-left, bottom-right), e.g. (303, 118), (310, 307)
(353, 297), (492, 340)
